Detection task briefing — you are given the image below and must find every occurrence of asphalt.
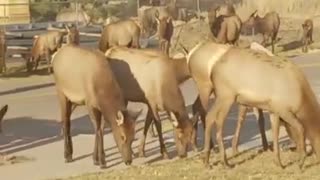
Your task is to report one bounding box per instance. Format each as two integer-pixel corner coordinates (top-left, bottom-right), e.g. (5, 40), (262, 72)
(1, 48), (320, 180)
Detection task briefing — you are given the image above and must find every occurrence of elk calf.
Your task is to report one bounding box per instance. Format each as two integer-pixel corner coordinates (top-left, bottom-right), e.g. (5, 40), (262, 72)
(0, 28), (7, 74)
(242, 10), (280, 53)
(52, 45), (141, 169)
(302, 19), (313, 53)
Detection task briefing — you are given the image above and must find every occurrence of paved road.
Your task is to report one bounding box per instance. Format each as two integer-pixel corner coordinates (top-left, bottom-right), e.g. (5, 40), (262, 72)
(1, 51), (320, 180)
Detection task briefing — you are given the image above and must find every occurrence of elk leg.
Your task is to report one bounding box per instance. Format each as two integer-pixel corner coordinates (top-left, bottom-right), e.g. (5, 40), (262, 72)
(149, 104), (169, 159)
(232, 104), (248, 156)
(196, 83), (215, 151)
(253, 107), (269, 151)
(87, 106), (106, 168)
(269, 113), (283, 168)
(45, 50), (51, 73)
(279, 111), (306, 169)
(214, 97), (234, 168)
(138, 108), (154, 157)
(203, 95), (233, 168)
(57, 90), (73, 163)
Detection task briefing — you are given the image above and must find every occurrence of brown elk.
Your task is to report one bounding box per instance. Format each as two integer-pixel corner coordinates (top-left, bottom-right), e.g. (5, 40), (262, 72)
(0, 104), (8, 133)
(301, 19), (313, 53)
(28, 25), (81, 73)
(98, 19), (141, 53)
(52, 45), (141, 169)
(104, 47), (198, 159)
(181, 41), (320, 170)
(242, 10), (280, 53)
(0, 28), (7, 74)
(207, 4), (242, 45)
(155, 10), (174, 55)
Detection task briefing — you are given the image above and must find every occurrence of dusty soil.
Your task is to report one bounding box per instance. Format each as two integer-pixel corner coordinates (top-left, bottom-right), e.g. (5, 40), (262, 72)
(59, 148), (320, 180)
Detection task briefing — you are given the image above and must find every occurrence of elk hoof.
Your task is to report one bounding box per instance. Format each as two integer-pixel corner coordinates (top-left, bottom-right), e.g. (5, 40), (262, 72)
(64, 157), (73, 163)
(162, 152), (169, 159)
(139, 151), (146, 158)
(93, 160), (99, 166)
(100, 164), (107, 169)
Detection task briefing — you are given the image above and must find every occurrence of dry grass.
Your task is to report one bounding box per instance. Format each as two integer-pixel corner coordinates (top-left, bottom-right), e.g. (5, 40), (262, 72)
(235, 0), (320, 20)
(60, 149), (320, 180)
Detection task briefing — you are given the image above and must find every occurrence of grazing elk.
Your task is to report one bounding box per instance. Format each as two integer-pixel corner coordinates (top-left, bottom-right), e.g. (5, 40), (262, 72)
(52, 45), (141, 169)
(104, 47), (198, 159)
(242, 10), (280, 53)
(98, 19), (141, 53)
(0, 28), (6, 74)
(181, 41), (320, 170)
(0, 104), (8, 133)
(155, 10), (174, 55)
(301, 19), (313, 53)
(207, 4), (242, 45)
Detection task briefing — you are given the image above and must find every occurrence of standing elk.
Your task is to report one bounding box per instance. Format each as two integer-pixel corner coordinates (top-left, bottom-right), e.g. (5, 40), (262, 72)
(181, 41), (320, 170)
(0, 28), (7, 74)
(104, 47), (197, 159)
(242, 10), (280, 53)
(98, 19), (141, 53)
(28, 25), (80, 73)
(301, 19), (313, 53)
(0, 104), (8, 133)
(155, 10), (174, 55)
(52, 45), (141, 169)
(207, 4), (242, 45)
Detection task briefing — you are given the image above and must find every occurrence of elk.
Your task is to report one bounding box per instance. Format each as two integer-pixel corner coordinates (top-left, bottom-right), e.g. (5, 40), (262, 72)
(98, 19), (141, 53)
(104, 47), (198, 159)
(28, 25), (81, 73)
(181, 41), (320, 170)
(65, 24), (80, 46)
(0, 28), (7, 74)
(242, 10), (280, 53)
(301, 19), (313, 53)
(52, 45), (141, 169)
(0, 104), (8, 133)
(207, 4), (242, 45)
(155, 10), (174, 55)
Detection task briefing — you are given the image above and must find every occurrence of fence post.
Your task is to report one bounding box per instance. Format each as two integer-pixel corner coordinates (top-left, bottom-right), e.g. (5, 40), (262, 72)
(137, 0), (140, 16)
(197, 0), (200, 19)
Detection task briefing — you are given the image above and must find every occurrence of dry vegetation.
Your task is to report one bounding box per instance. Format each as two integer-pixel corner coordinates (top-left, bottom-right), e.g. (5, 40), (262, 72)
(59, 149), (320, 180)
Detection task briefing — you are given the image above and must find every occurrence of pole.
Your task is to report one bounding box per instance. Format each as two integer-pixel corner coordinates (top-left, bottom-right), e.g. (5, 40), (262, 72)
(137, 0), (140, 16)
(197, 0), (200, 19)
(75, 0), (79, 27)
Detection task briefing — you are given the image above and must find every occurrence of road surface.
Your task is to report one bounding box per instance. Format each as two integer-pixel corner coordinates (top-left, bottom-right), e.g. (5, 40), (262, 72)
(1, 51), (320, 180)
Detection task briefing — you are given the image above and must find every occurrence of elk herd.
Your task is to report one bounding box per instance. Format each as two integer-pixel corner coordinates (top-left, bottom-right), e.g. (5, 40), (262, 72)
(1, 1), (320, 172)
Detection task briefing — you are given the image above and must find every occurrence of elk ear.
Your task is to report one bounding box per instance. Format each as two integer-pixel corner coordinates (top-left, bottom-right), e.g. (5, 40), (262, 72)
(192, 112), (200, 126)
(250, 10), (258, 17)
(155, 10), (160, 23)
(179, 43), (189, 56)
(128, 109), (143, 121)
(116, 110), (124, 126)
(170, 112), (179, 128)
(64, 24), (70, 33)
